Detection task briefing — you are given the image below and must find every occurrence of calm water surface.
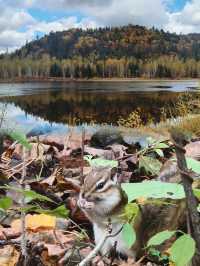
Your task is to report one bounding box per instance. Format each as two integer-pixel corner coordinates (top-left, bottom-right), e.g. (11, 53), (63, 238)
(0, 80), (199, 134)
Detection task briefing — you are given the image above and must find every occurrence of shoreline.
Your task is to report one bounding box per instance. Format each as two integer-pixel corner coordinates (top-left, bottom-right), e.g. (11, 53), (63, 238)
(0, 77), (199, 84)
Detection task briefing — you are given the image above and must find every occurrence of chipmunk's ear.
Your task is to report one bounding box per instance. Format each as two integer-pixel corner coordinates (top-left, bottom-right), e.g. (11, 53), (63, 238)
(110, 167), (118, 183)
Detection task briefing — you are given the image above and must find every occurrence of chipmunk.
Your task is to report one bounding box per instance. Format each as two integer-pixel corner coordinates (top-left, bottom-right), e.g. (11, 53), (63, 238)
(78, 167), (185, 260)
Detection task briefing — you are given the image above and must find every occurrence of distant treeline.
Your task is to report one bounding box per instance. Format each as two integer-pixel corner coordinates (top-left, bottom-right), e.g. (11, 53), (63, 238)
(1, 24), (200, 79)
(0, 56), (200, 79)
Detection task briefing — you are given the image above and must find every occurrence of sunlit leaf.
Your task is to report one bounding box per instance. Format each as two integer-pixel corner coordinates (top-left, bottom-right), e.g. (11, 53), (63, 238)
(169, 234), (195, 266)
(0, 197), (13, 211)
(155, 149), (164, 157)
(123, 203), (139, 222)
(139, 156), (162, 176)
(12, 214), (56, 231)
(9, 130), (32, 150)
(186, 157), (200, 174)
(22, 190), (54, 204)
(34, 205), (69, 218)
(122, 223), (136, 248)
(122, 181), (185, 202)
(147, 230), (176, 247)
(84, 155), (118, 168)
(154, 143), (169, 149)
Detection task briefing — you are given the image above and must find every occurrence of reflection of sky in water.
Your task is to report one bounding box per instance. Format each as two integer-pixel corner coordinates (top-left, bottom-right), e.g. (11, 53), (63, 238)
(0, 102), (102, 135)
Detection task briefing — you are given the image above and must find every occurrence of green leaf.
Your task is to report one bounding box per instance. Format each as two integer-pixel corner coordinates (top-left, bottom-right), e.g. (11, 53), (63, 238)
(170, 234), (196, 266)
(0, 197), (13, 211)
(148, 247), (161, 258)
(139, 156), (162, 176)
(154, 143), (169, 149)
(9, 130), (32, 150)
(193, 189), (200, 199)
(122, 181), (185, 203)
(0, 186), (54, 204)
(124, 203), (139, 222)
(155, 149), (164, 157)
(22, 190), (54, 204)
(186, 157), (200, 174)
(34, 205), (69, 218)
(147, 230), (176, 247)
(122, 223), (136, 248)
(84, 155), (118, 168)
(197, 204), (200, 212)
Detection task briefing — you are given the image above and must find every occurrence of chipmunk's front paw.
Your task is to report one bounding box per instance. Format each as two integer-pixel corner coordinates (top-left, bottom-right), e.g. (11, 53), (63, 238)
(78, 198), (95, 210)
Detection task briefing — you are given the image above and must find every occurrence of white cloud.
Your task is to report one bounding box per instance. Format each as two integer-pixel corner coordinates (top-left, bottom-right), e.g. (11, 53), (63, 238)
(30, 0), (169, 28)
(0, 30), (33, 53)
(0, 9), (35, 33)
(165, 0), (200, 33)
(0, 0), (200, 53)
(0, 4), (98, 54)
(29, 16), (99, 35)
(85, 0), (169, 28)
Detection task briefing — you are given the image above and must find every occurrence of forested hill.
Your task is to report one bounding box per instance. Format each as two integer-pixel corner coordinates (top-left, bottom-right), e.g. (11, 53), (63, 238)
(2, 25), (200, 79)
(14, 25), (200, 60)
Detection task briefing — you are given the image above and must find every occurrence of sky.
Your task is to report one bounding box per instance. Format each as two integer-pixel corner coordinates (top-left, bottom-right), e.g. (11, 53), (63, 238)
(0, 0), (199, 54)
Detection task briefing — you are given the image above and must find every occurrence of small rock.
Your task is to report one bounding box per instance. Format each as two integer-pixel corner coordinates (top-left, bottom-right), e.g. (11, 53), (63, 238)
(90, 128), (123, 148)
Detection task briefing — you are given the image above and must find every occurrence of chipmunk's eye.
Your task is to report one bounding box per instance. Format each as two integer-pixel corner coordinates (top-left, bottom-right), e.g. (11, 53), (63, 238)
(96, 181), (105, 190)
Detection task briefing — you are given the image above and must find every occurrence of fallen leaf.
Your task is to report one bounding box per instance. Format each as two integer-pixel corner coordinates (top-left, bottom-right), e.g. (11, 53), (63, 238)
(0, 228), (21, 240)
(44, 244), (66, 257)
(185, 141), (200, 160)
(107, 144), (128, 159)
(11, 214), (56, 232)
(85, 146), (115, 160)
(0, 245), (20, 266)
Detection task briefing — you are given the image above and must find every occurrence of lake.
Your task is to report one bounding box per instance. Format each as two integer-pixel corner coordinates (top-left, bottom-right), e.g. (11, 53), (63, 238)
(0, 80), (199, 135)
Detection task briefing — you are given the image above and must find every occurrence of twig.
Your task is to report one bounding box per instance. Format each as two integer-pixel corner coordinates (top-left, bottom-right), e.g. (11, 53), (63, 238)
(53, 229), (65, 249)
(80, 128), (85, 184)
(20, 147), (27, 266)
(78, 225), (123, 266)
(170, 128), (200, 266)
(134, 255), (146, 265)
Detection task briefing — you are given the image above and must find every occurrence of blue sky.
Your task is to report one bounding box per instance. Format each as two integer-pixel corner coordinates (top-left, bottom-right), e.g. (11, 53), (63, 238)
(170, 0), (188, 11)
(0, 0), (199, 53)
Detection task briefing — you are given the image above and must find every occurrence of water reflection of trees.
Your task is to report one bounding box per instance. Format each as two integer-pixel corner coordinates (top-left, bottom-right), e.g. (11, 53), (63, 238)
(2, 90), (200, 126)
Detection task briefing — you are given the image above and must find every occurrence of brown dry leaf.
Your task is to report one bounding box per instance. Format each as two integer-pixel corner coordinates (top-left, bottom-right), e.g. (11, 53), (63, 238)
(41, 168), (58, 186)
(185, 141), (200, 160)
(44, 244), (66, 257)
(0, 228), (21, 240)
(118, 258), (139, 266)
(40, 249), (56, 266)
(32, 132), (91, 151)
(11, 214), (56, 232)
(0, 245), (20, 266)
(85, 146), (115, 160)
(28, 230), (76, 246)
(107, 144), (128, 159)
(118, 171), (133, 183)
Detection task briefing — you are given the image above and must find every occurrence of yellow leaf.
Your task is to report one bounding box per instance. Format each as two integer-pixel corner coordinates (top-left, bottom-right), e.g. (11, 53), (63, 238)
(136, 197), (147, 205)
(11, 214), (56, 232)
